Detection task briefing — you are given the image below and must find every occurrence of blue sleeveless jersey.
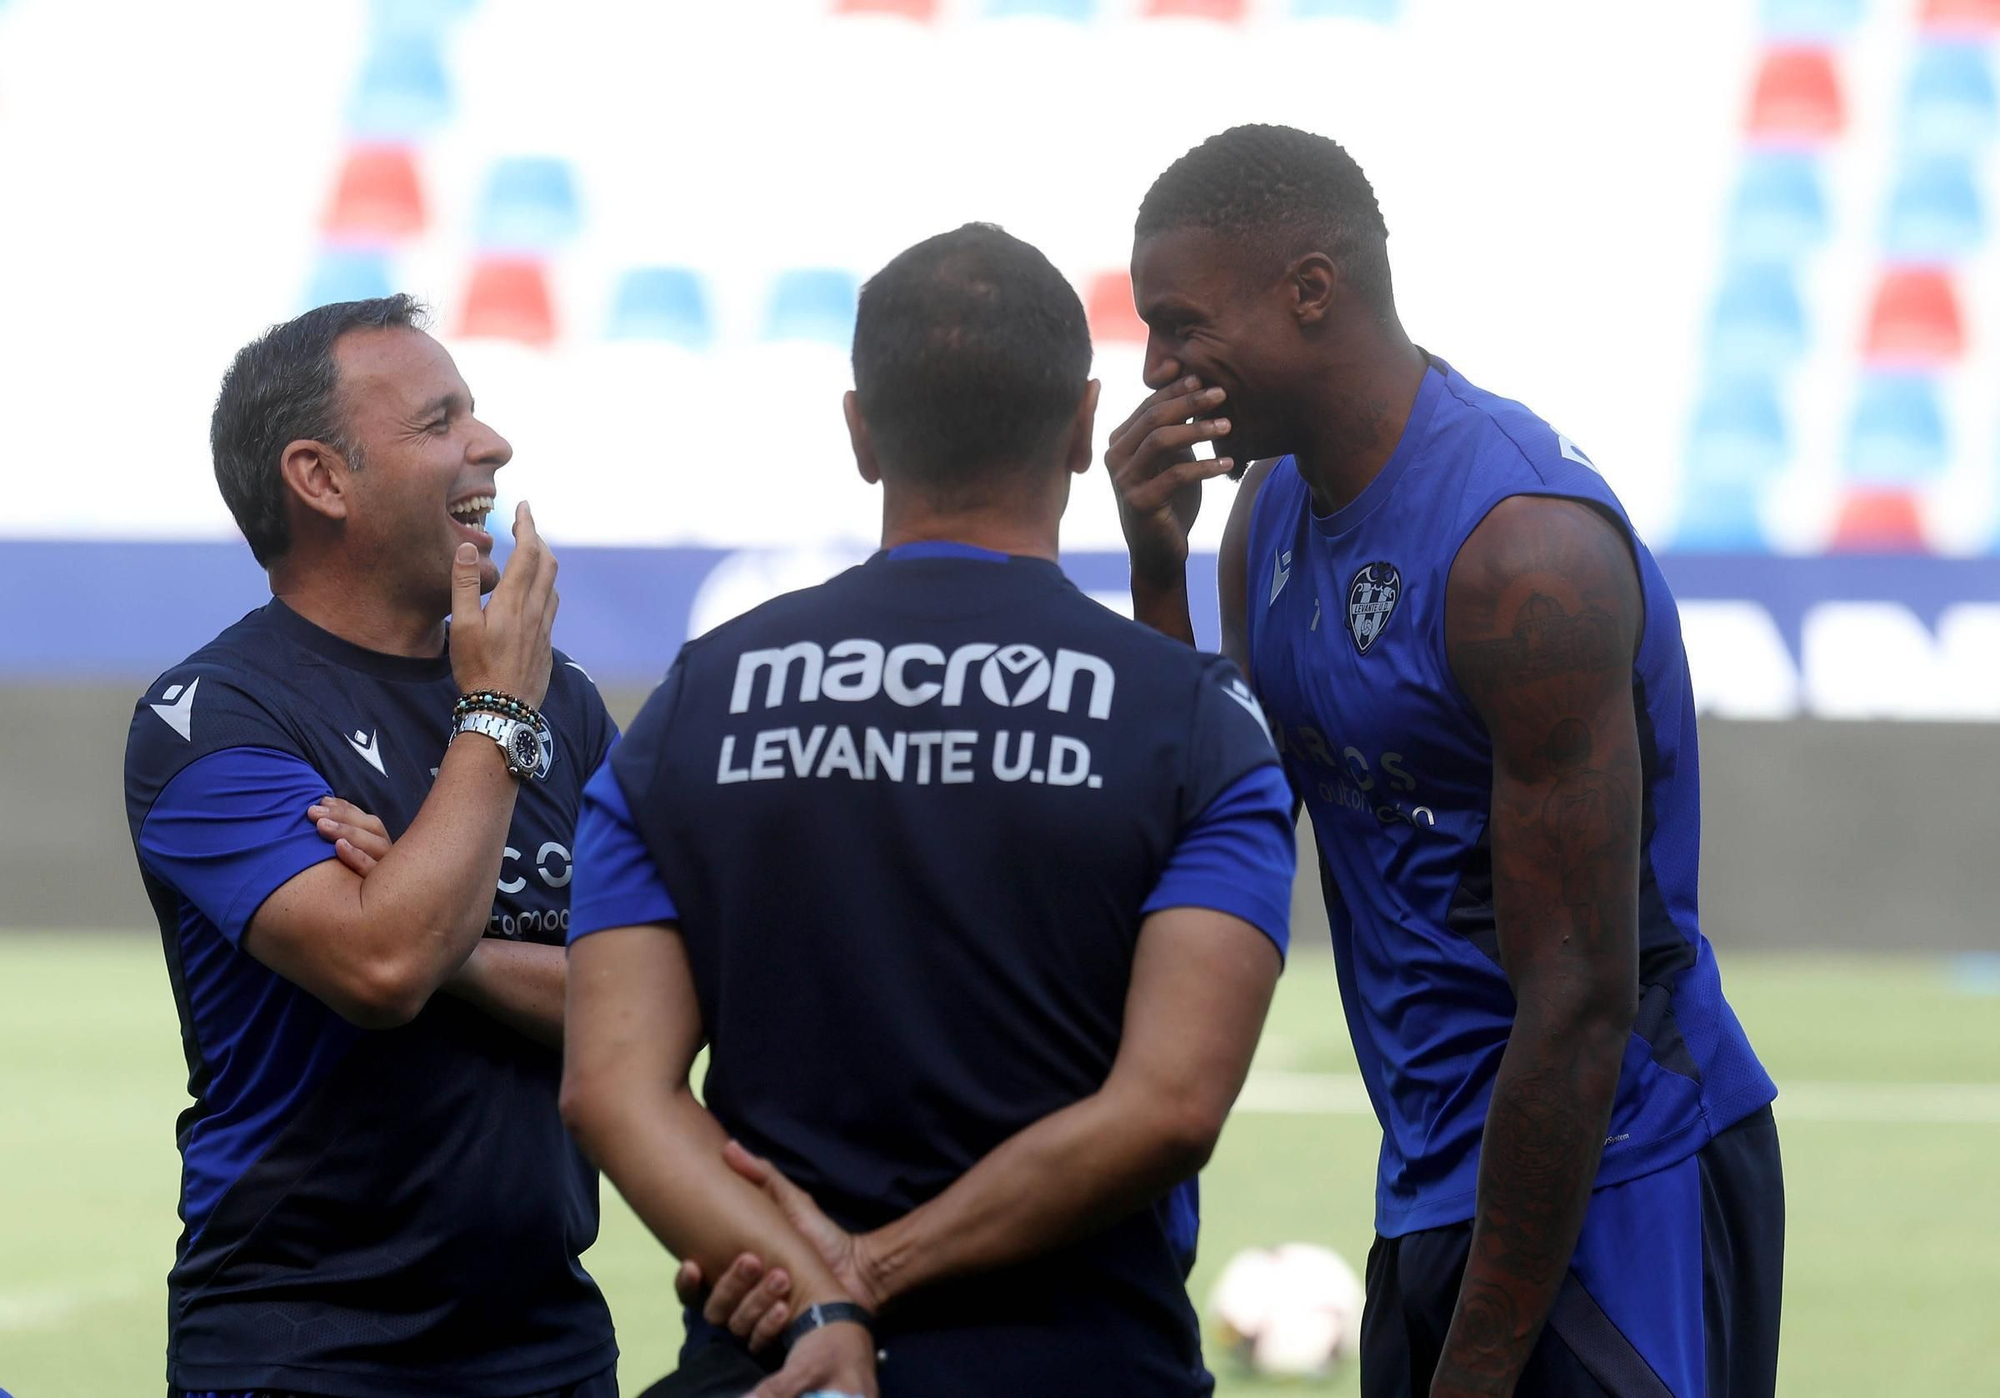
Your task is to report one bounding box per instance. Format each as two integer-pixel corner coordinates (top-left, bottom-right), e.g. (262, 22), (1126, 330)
(1243, 357), (1775, 1237)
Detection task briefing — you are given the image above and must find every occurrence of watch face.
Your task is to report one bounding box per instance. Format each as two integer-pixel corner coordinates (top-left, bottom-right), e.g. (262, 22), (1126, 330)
(509, 724), (543, 775)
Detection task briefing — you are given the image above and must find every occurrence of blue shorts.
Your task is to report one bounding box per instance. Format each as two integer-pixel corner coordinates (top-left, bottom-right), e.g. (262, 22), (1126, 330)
(1361, 1105), (1783, 1398)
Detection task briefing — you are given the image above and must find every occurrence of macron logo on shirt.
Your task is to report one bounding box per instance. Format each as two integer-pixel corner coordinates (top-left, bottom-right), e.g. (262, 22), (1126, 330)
(1222, 676), (1276, 749)
(149, 678), (199, 742)
(347, 729), (386, 775)
(1269, 549), (1293, 606)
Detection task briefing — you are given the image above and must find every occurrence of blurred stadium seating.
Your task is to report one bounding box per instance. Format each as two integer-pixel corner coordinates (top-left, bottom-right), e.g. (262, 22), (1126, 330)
(0, 0), (1995, 714)
(3, 11), (1996, 1398)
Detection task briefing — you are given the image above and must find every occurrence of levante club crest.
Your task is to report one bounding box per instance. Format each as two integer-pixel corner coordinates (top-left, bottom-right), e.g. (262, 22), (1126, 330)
(1346, 562), (1401, 655)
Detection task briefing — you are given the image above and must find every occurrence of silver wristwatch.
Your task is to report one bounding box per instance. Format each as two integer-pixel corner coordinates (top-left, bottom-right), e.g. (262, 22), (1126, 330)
(452, 709), (548, 780)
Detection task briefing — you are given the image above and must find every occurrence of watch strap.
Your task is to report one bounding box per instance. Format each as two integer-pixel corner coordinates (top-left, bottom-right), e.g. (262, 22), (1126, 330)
(452, 709), (541, 779)
(780, 1300), (875, 1354)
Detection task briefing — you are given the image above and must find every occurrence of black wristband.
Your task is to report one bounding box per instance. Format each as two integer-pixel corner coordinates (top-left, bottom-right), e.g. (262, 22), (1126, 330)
(779, 1300), (875, 1354)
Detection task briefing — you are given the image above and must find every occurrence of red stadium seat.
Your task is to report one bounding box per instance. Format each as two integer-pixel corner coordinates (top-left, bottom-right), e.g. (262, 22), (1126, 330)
(1863, 267), (1964, 366)
(322, 146), (426, 241)
(1086, 271), (1147, 344)
(1745, 48), (1845, 141)
(1920, 0), (2000, 33)
(1830, 488), (1928, 551)
(1143, 0), (1250, 20)
(459, 259), (556, 347)
(834, 0), (939, 17)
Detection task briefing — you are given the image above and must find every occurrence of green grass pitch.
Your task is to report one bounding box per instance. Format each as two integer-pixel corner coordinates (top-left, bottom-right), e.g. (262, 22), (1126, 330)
(2, 936), (1997, 1395)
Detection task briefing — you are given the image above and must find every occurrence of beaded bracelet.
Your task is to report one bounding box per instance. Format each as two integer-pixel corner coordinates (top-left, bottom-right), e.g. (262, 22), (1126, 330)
(453, 690), (544, 729)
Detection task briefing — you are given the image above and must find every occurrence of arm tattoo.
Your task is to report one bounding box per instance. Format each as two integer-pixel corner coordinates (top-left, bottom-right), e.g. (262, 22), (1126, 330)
(1433, 1064), (1608, 1397)
(1434, 709), (1636, 1396)
(1539, 718), (1632, 927)
(1455, 593), (1623, 694)
(1435, 501), (1642, 1398)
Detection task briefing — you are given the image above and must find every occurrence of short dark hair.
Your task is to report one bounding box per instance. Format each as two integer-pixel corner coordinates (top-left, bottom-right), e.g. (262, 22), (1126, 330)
(852, 224), (1091, 498)
(1136, 124), (1393, 315)
(210, 294), (429, 567)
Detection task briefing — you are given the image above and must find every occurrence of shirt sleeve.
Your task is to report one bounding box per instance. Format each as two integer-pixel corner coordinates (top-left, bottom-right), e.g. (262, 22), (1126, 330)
(1180, 655), (1286, 821)
(555, 650), (621, 772)
(1143, 764), (1296, 960)
(568, 748), (678, 945)
(136, 746), (340, 947)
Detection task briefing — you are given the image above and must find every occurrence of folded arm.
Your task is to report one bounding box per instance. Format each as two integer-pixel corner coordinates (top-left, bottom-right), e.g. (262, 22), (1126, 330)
(445, 939), (565, 1047)
(243, 736), (522, 1029)
(140, 737), (526, 1033)
(308, 794), (567, 1048)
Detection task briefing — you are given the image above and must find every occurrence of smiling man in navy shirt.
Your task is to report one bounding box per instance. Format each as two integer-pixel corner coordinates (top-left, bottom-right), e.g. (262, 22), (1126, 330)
(559, 224), (1297, 1398)
(123, 296), (617, 1397)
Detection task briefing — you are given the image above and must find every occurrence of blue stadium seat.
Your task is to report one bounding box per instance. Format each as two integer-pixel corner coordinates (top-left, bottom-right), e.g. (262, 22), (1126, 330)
(1846, 373), (1949, 485)
(368, 0), (476, 38)
(984, 0), (1097, 18)
(1672, 483), (1771, 552)
(1687, 376), (1790, 488)
(1902, 41), (1998, 154)
(1293, 0), (1401, 18)
(1882, 155), (1986, 260)
(1759, 0), (1863, 39)
(305, 249), (394, 309)
(1706, 263), (1807, 374)
(1726, 152), (1828, 260)
(347, 33), (452, 139)
(608, 268), (714, 349)
(476, 157), (581, 254)
(764, 269), (859, 345)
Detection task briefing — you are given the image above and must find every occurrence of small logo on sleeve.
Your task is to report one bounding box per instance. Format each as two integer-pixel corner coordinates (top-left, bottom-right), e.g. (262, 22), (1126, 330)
(1221, 676), (1276, 749)
(1346, 563), (1401, 655)
(149, 678), (199, 741)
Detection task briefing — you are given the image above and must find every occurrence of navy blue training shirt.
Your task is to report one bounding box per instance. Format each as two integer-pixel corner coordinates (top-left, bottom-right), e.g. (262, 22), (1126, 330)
(123, 599), (618, 1397)
(570, 542), (1295, 1397)
(1242, 357), (1776, 1238)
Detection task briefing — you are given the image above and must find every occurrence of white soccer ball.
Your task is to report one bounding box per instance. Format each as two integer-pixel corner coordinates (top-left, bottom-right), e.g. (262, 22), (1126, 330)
(1207, 1242), (1365, 1379)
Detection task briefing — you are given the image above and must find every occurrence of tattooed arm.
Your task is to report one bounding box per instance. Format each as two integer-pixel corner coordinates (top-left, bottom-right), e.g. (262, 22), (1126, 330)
(1435, 495), (1643, 1398)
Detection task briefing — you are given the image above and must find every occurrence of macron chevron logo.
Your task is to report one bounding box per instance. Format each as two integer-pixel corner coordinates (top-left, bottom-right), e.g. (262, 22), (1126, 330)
(346, 729), (386, 775)
(149, 678), (198, 742)
(1222, 676), (1275, 749)
(1269, 549), (1293, 606)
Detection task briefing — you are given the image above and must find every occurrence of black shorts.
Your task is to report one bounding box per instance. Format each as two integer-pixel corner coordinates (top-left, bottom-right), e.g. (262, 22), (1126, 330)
(1361, 1104), (1783, 1398)
(173, 1364), (618, 1398)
